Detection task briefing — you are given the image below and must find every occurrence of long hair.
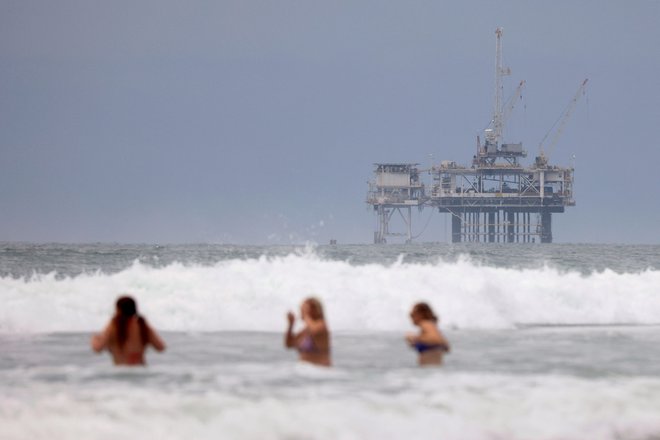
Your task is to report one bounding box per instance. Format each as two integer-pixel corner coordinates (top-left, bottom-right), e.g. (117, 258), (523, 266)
(113, 296), (149, 348)
(303, 297), (324, 320)
(412, 302), (438, 323)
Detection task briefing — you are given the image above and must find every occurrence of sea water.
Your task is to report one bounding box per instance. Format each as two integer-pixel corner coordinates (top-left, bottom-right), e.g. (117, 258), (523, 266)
(1, 243), (660, 439)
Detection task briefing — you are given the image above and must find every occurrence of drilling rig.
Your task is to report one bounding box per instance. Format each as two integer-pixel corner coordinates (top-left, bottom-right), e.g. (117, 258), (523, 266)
(367, 28), (585, 243)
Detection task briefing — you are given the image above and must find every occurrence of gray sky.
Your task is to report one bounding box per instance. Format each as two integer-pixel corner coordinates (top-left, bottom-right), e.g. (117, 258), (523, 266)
(1, 1), (659, 244)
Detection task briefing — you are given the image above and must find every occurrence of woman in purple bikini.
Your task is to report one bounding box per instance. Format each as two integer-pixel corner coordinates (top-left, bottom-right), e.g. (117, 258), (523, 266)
(405, 302), (450, 366)
(285, 297), (331, 367)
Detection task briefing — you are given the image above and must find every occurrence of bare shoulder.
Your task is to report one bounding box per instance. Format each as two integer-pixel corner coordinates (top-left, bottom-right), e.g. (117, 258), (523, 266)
(306, 319), (328, 336)
(420, 320), (439, 333)
(91, 321), (114, 352)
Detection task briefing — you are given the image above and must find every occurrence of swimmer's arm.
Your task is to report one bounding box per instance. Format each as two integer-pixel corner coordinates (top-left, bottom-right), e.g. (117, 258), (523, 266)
(440, 337), (450, 352)
(405, 332), (417, 346)
(91, 323), (111, 352)
(437, 330), (451, 352)
(148, 327), (166, 352)
(284, 311), (298, 348)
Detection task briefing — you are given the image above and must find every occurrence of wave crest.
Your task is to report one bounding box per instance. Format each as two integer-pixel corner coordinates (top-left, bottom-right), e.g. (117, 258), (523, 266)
(2, 254), (660, 332)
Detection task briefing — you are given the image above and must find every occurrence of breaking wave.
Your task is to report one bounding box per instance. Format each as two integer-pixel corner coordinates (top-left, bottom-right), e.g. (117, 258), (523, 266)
(1, 253), (660, 332)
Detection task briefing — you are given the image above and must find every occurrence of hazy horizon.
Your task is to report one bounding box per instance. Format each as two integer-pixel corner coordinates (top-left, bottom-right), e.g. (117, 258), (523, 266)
(2, 1), (659, 245)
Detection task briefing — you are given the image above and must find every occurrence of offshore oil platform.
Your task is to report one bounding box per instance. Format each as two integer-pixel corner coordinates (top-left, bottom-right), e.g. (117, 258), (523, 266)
(367, 28), (586, 244)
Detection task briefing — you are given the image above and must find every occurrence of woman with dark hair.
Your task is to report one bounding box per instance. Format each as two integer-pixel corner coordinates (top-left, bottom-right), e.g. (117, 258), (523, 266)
(405, 302), (450, 366)
(91, 295), (165, 365)
(285, 297), (331, 367)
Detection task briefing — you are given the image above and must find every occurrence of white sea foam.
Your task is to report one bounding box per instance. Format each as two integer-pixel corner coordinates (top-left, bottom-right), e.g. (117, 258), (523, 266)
(1, 253), (660, 332)
(2, 368), (660, 440)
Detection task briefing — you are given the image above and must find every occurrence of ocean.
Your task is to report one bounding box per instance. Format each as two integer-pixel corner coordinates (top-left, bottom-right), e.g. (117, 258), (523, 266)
(1, 242), (660, 439)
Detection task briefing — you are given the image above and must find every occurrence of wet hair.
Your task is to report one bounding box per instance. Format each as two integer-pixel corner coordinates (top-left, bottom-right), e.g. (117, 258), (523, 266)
(113, 296), (149, 348)
(303, 297), (324, 320)
(412, 302), (438, 323)
(116, 296), (137, 316)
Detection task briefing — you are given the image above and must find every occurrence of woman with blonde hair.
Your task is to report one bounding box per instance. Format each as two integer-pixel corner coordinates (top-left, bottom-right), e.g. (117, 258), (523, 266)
(405, 302), (450, 366)
(285, 297), (331, 367)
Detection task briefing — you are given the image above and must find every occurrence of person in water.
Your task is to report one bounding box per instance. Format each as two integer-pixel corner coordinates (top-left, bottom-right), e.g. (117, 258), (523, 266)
(91, 295), (166, 366)
(285, 297), (331, 367)
(405, 302), (450, 366)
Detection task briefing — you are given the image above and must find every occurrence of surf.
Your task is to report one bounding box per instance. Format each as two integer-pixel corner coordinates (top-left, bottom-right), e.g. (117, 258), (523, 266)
(1, 253), (659, 333)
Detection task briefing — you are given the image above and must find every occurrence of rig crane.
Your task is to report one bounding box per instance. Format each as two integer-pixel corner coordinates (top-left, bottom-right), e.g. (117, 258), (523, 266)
(501, 80), (526, 138)
(537, 78), (589, 165)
